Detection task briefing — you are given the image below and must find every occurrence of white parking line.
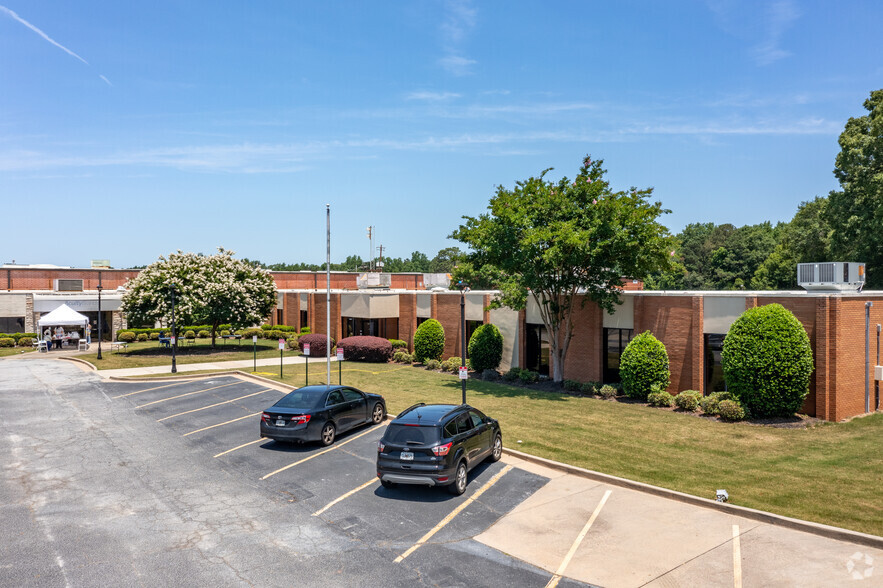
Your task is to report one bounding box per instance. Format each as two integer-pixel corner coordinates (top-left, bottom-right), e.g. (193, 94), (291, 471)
(182, 412), (261, 436)
(214, 438), (265, 458)
(157, 389), (272, 421)
(733, 525), (742, 588)
(312, 478), (378, 516)
(545, 489), (612, 588)
(260, 425), (382, 480)
(394, 464), (513, 563)
(135, 381), (239, 408)
(111, 381), (188, 399)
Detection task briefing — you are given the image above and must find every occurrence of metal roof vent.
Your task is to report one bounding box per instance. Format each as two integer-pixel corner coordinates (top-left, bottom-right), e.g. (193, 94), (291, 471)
(797, 262), (866, 292)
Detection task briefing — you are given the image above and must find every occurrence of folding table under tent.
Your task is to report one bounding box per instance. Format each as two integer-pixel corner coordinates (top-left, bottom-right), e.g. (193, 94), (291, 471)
(38, 304), (90, 350)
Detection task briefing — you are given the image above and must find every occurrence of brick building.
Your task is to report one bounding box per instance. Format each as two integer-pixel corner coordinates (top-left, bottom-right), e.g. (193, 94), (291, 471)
(2, 265), (881, 422)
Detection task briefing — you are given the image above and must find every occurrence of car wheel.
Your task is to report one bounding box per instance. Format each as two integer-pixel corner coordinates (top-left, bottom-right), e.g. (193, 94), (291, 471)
(371, 402), (385, 425)
(380, 479), (396, 489)
(448, 461), (467, 495)
(489, 434), (502, 462)
(320, 422), (336, 446)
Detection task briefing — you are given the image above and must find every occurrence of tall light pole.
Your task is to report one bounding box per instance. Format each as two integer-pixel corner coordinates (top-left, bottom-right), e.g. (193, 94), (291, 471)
(96, 285), (103, 360)
(326, 204), (331, 387)
(457, 280), (468, 405)
(170, 283), (177, 374)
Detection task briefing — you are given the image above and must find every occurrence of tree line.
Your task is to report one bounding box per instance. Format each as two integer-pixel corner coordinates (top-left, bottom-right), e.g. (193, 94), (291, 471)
(240, 246), (464, 274)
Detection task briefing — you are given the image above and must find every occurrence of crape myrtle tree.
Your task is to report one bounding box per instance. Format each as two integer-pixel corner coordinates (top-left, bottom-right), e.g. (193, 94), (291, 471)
(451, 156), (673, 382)
(826, 89), (883, 288)
(121, 248), (277, 347)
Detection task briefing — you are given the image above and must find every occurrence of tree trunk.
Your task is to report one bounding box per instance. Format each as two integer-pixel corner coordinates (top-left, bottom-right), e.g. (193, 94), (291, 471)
(211, 320), (219, 348)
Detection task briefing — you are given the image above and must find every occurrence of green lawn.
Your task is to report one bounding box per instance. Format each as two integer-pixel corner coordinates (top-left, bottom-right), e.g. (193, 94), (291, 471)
(79, 339), (298, 370)
(254, 361), (882, 536)
(0, 347), (35, 358)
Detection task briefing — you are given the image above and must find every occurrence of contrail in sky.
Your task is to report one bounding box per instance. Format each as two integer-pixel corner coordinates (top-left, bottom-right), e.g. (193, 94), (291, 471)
(0, 5), (90, 64)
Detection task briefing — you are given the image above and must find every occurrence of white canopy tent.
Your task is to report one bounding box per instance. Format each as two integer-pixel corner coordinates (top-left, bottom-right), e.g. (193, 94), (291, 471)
(38, 304), (89, 329)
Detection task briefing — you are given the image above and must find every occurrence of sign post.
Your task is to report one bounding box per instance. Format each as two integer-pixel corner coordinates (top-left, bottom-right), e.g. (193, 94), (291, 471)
(304, 343), (310, 386)
(253, 334), (257, 372)
(337, 347), (344, 384)
(279, 338), (285, 377)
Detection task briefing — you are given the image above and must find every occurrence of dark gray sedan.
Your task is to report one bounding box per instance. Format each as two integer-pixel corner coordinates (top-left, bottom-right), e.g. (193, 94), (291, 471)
(260, 385), (386, 446)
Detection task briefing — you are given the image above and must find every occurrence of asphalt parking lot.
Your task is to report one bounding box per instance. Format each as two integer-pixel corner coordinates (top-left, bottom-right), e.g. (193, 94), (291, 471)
(2, 358), (881, 587)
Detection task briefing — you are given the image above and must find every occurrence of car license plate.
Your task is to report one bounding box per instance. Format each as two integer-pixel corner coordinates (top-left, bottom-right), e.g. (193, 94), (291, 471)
(400, 451), (414, 461)
(276, 419), (285, 427)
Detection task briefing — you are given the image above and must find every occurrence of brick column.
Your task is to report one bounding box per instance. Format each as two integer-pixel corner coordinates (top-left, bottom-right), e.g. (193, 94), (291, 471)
(692, 295), (704, 394)
(25, 294), (35, 333)
(814, 296), (831, 420)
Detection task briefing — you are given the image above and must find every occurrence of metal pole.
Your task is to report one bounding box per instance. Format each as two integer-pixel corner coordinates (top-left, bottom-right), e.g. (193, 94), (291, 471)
(280, 348), (283, 378)
(305, 356), (309, 387)
(877, 324), (881, 411)
(326, 204), (331, 387)
(96, 285), (103, 360)
(865, 302), (872, 413)
(253, 337), (257, 372)
(171, 285), (177, 373)
(460, 288), (466, 405)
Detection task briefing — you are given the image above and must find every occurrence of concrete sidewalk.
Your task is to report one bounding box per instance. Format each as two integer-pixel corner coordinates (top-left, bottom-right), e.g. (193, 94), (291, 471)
(94, 354), (338, 378)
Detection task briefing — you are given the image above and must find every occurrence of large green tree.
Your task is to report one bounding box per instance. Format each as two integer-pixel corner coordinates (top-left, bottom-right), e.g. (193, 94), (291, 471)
(451, 156), (673, 382)
(826, 89), (883, 288)
(122, 248), (277, 346)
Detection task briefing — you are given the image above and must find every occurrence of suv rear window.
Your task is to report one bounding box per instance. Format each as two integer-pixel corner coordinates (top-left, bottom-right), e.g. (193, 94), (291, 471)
(385, 424), (440, 445)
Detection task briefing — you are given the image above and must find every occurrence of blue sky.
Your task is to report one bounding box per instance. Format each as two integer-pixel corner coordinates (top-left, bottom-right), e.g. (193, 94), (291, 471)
(2, 1), (881, 269)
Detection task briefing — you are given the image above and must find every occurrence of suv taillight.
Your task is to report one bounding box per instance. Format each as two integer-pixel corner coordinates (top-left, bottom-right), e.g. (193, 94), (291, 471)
(377, 441), (385, 453)
(432, 442), (452, 457)
(261, 412), (271, 422)
(290, 414), (311, 425)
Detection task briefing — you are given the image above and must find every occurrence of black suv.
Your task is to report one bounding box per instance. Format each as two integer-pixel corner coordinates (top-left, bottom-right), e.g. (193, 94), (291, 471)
(376, 403), (502, 495)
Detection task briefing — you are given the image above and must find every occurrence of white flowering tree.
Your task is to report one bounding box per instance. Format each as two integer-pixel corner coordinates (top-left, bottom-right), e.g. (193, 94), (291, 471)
(121, 248), (277, 347)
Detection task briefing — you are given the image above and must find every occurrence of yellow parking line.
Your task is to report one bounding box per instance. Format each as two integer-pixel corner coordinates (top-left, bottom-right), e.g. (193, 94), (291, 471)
(545, 489), (612, 588)
(111, 381), (188, 399)
(135, 381), (239, 408)
(312, 478), (377, 517)
(157, 389), (272, 421)
(214, 438), (265, 458)
(394, 464), (513, 563)
(182, 412), (261, 437)
(260, 425), (383, 481)
(733, 525), (742, 588)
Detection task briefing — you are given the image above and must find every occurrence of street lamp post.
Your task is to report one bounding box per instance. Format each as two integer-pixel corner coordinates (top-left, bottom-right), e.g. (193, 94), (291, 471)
(96, 285), (103, 360)
(170, 284), (177, 374)
(457, 280), (469, 405)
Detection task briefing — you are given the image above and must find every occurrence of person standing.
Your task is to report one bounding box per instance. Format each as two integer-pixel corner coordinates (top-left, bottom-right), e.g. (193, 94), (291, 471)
(43, 328), (53, 351)
(54, 326), (65, 349)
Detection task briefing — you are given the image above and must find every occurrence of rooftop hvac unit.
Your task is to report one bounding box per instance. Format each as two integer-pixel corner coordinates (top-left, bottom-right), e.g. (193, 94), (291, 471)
(357, 272), (392, 289)
(797, 262), (865, 292)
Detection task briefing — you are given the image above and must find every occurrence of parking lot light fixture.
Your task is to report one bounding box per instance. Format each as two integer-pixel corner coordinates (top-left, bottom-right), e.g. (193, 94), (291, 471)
(96, 285), (103, 360)
(170, 283), (177, 374)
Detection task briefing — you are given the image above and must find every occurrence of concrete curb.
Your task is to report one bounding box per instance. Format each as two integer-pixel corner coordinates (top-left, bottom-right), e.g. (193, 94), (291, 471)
(503, 447), (883, 550)
(100, 369), (292, 393)
(59, 357), (98, 371)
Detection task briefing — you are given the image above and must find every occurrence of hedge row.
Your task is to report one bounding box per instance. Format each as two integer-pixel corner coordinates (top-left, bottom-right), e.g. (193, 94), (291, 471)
(116, 325), (233, 338)
(0, 332), (39, 344)
(337, 336), (393, 362)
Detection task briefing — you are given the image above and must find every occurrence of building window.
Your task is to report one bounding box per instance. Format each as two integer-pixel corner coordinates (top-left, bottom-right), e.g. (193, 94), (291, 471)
(704, 334), (727, 393)
(603, 328), (634, 383)
(465, 320), (483, 350)
(300, 310), (308, 331)
(417, 317), (428, 328)
(276, 309), (283, 325)
(0, 317), (25, 333)
(525, 324), (549, 376)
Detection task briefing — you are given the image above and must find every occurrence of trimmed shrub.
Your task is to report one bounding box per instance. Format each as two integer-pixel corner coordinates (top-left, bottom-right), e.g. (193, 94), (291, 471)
(620, 331), (670, 401)
(392, 350), (409, 363)
(503, 367), (521, 382)
(580, 382), (598, 395)
(468, 324), (504, 372)
(17, 337), (34, 347)
(675, 390), (701, 411)
(599, 384), (617, 399)
(647, 388), (675, 407)
(425, 359), (441, 370)
(136, 333), (149, 342)
(699, 391), (735, 416)
(118, 331), (137, 343)
(564, 379), (582, 392)
(718, 399), (747, 421)
(722, 303), (814, 417)
(220, 329), (231, 337)
(337, 336), (393, 363)
(300, 327), (311, 334)
(0, 337), (15, 347)
(287, 337), (299, 350)
(240, 328), (262, 339)
(481, 369), (499, 381)
(184, 330), (196, 340)
(268, 330), (285, 340)
(442, 356), (463, 373)
(197, 330), (209, 339)
(519, 369), (539, 384)
(298, 333), (334, 357)
(149, 332), (160, 341)
(414, 319), (445, 362)
(389, 339), (408, 349)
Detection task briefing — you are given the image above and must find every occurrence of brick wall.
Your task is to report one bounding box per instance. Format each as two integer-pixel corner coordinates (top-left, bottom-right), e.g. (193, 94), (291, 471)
(434, 294), (464, 359)
(832, 297), (883, 420)
(6, 268), (139, 291)
(562, 300), (604, 382)
(398, 294), (417, 351)
(634, 295), (701, 394)
(281, 292), (301, 328)
(309, 293), (341, 342)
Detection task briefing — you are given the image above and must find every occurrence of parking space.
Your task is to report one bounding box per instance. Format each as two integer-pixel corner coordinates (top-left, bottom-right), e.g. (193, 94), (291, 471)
(3, 362), (880, 587)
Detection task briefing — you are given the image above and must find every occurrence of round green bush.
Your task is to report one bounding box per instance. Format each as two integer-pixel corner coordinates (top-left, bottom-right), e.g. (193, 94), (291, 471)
(620, 331), (670, 400)
(220, 330), (231, 337)
(599, 384), (617, 399)
(0, 337), (14, 347)
(468, 324), (503, 372)
(519, 369), (539, 384)
(425, 359), (441, 370)
(389, 339), (408, 349)
(137, 333), (149, 342)
(647, 389), (674, 407)
(675, 390), (701, 411)
(581, 382), (598, 395)
(442, 357), (463, 373)
(240, 328), (262, 339)
(721, 303), (814, 417)
(699, 391), (734, 415)
(287, 337), (299, 350)
(718, 399), (746, 421)
(184, 330), (196, 340)
(413, 319), (445, 362)
(118, 331), (137, 343)
(564, 379), (582, 392)
(197, 330), (209, 339)
(17, 337), (34, 347)
(149, 332), (160, 341)
(503, 367), (521, 382)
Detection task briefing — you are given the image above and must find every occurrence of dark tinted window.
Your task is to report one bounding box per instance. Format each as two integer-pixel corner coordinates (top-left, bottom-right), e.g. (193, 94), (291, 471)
(443, 420), (458, 437)
(274, 389), (324, 409)
(326, 390), (344, 405)
(385, 424), (440, 445)
(455, 414), (472, 434)
(341, 388), (363, 402)
(469, 411), (484, 428)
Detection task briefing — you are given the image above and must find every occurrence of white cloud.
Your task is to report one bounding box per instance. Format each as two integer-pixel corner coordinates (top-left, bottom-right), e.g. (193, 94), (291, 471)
(438, 0), (477, 75)
(405, 91), (461, 101)
(438, 55), (477, 76)
(706, 0), (800, 66)
(0, 5), (88, 64)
